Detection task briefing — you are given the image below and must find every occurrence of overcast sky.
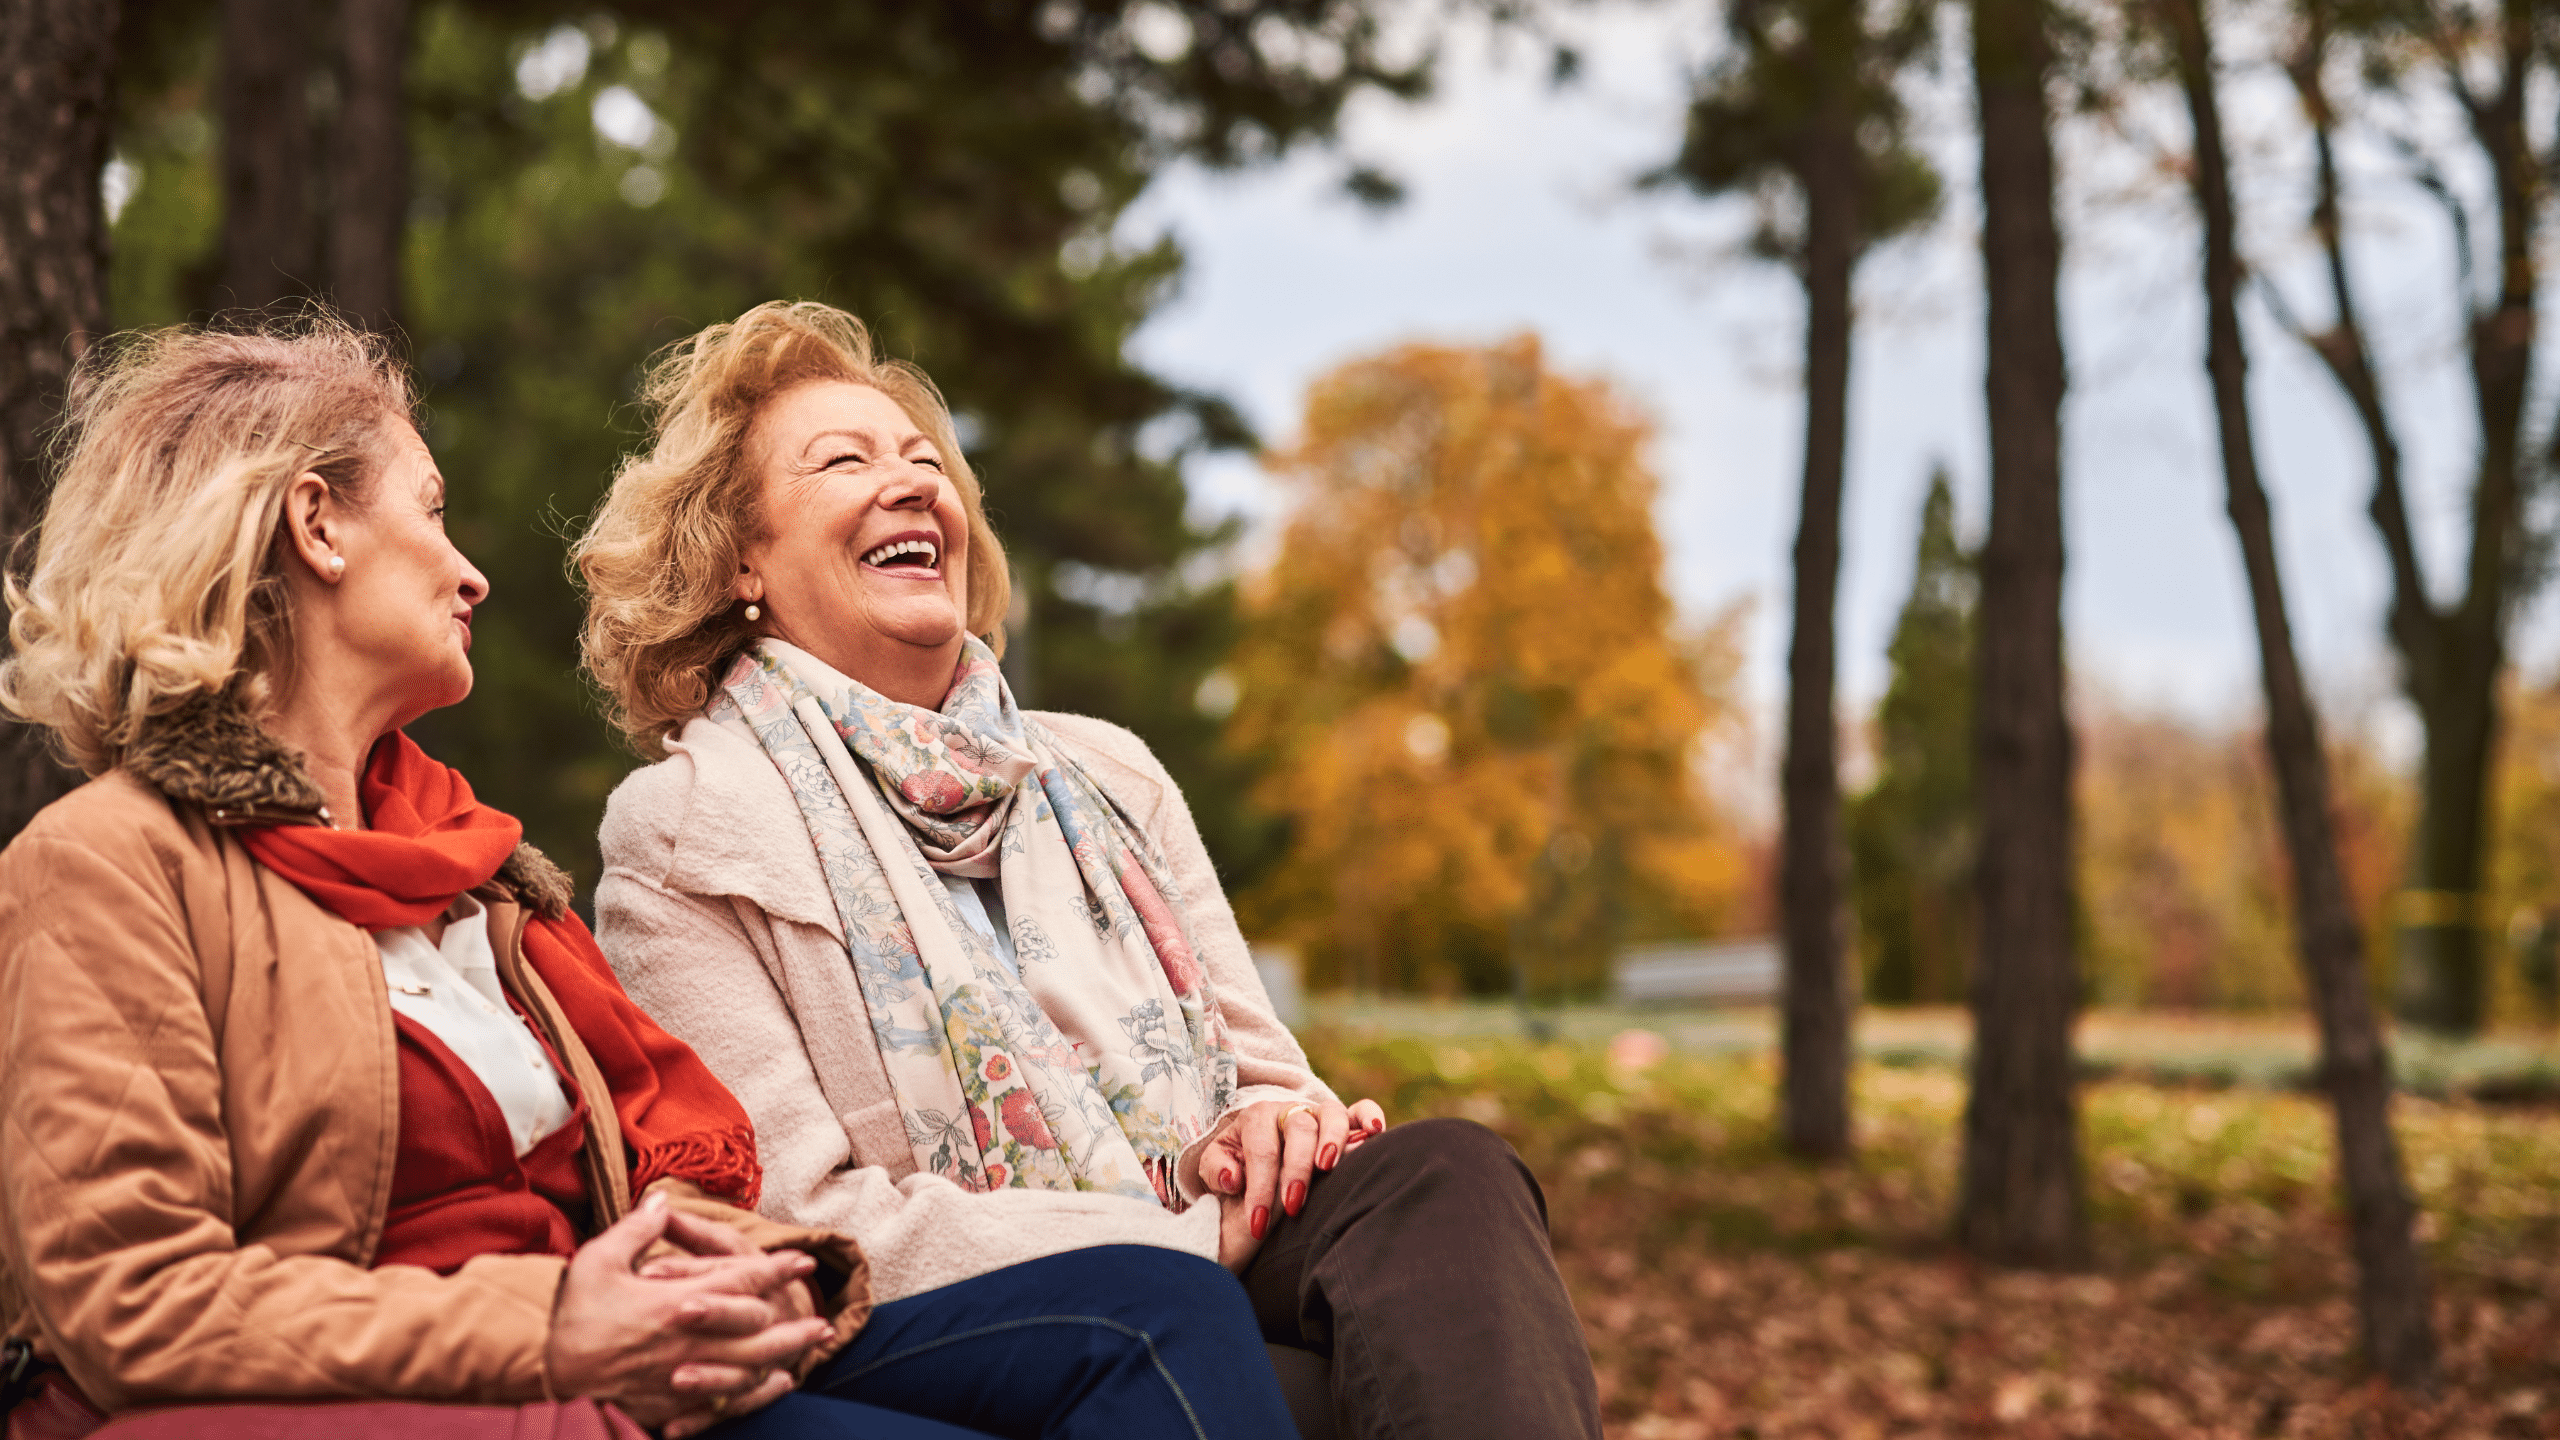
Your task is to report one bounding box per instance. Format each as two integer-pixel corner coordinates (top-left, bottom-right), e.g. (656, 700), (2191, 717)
(1119, 3), (2560, 766)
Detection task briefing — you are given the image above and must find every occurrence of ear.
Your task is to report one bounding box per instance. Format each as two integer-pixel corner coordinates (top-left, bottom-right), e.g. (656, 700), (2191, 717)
(281, 472), (346, 582)
(730, 561), (762, 605)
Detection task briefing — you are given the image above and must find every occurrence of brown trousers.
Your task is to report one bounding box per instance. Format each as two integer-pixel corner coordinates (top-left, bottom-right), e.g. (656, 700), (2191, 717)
(1240, 1117), (1603, 1440)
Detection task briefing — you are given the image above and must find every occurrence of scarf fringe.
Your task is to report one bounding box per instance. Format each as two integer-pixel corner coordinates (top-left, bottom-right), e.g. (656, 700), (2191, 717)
(630, 1125), (763, 1209)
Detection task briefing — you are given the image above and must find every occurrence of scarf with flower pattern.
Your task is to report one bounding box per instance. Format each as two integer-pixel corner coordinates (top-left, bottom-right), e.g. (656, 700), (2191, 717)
(716, 637), (1236, 1207)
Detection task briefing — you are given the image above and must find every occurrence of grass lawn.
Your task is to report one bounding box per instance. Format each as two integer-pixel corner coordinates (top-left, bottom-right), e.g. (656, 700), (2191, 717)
(1298, 1018), (2560, 1438)
(1302, 998), (2560, 1098)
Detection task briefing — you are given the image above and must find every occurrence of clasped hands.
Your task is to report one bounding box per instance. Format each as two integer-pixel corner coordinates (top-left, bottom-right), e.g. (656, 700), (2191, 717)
(546, 1190), (831, 1438)
(1188, 1095), (1387, 1272)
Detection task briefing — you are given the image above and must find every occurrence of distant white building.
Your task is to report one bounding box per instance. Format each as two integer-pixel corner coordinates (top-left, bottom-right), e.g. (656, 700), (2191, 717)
(1250, 944), (1308, 1029)
(1612, 938), (1781, 1007)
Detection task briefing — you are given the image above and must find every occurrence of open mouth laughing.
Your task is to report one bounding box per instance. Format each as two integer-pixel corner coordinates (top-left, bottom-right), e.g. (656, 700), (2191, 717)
(861, 532), (943, 576)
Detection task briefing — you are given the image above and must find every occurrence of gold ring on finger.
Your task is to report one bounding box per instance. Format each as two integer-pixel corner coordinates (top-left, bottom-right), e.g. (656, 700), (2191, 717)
(1282, 1103), (1319, 1129)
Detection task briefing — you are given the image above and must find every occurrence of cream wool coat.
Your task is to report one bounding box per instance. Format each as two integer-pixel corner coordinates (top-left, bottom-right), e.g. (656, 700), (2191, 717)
(597, 707), (1336, 1304)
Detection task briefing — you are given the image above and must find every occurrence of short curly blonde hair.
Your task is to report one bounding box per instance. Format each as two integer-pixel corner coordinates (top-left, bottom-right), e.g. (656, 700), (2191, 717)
(1, 317), (414, 775)
(576, 301), (1011, 755)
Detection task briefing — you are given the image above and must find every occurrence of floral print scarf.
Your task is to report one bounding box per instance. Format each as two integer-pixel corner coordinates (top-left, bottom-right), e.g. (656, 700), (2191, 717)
(716, 637), (1236, 1207)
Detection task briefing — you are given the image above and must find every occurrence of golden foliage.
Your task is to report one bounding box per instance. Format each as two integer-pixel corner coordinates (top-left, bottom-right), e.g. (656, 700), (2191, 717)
(1226, 336), (1750, 996)
(2490, 676), (2560, 1024)
(2075, 698), (2408, 1012)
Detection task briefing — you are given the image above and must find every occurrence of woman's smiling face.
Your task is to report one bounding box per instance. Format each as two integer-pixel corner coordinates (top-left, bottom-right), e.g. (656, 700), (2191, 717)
(735, 380), (972, 703)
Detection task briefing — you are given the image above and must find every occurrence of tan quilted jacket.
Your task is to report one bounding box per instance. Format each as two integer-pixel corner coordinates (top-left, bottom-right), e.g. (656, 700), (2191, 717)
(0, 696), (867, 1414)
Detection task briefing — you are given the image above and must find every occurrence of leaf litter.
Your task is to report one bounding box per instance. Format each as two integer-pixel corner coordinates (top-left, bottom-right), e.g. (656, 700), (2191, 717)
(1302, 1029), (2560, 1438)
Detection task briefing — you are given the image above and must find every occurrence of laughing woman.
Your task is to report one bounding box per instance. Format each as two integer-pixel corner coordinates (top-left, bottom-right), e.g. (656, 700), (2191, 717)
(0, 319), (1295, 1440)
(577, 300), (1603, 1440)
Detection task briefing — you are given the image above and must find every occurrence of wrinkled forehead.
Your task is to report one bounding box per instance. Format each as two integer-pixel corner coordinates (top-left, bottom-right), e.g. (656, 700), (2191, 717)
(373, 421), (440, 487)
(744, 379), (926, 473)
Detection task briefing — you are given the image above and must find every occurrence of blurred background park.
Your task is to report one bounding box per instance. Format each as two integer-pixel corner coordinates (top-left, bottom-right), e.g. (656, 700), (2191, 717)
(5, 0), (2560, 1432)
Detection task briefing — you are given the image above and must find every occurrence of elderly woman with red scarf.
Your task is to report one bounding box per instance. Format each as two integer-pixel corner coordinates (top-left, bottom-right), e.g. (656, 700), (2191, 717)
(0, 319), (1295, 1440)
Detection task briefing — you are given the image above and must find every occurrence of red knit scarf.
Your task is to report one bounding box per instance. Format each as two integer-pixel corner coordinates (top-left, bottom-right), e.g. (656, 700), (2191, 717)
(242, 732), (762, 1207)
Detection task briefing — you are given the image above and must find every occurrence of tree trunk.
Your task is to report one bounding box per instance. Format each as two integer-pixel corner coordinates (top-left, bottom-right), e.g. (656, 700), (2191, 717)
(329, 0), (407, 336)
(2167, 0), (2438, 1386)
(2276, 0), (2541, 1036)
(1958, 0), (2087, 1267)
(0, 0), (117, 837)
(2394, 0), (2537, 1035)
(2398, 679), (2497, 1031)
(221, 0), (316, 310)
(1779, 113), (1859, 1161)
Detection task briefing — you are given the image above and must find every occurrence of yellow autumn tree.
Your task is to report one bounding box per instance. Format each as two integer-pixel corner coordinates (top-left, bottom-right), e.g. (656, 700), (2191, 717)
(2488, 675), (2560, 1024)
(1224, 335), (1752, 997)
(2074, 696), (2408, 1013)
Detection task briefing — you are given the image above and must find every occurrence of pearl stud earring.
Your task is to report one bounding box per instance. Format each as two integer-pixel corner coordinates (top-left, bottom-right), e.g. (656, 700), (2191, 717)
(327, 555), (346, 577)
(744, 603), (762, 622)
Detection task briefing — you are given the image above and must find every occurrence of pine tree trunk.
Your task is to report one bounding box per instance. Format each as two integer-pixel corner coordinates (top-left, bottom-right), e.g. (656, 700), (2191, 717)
(0, 0), (116, 837)
(329, 0), (407, 335)
(2168, 0), (2437, 1386)
(221, 0), (316, 310)
(1957, 0), (2087, 1267)
(1779, 114), (1858, 1160)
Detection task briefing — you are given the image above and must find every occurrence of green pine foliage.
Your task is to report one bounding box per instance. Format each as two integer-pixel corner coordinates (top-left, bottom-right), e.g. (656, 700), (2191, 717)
(1657, 0), (1940, 263)
(102, 0), (1416, 893)
(1849, 468), (1975, 1004)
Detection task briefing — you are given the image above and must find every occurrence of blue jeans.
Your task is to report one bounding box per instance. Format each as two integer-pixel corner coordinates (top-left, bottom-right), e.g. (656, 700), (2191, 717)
(709, 1245), (1297, 1440)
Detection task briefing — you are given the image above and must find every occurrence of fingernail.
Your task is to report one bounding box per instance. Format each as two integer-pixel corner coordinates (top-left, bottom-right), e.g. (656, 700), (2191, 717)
(1318, 1144), (1338, 1171)
(1284, 1180), (1306, 1215)
(787, 1251), (815, 1272)
(1370, 1118), (1384, 1133)
(1251, 1205), (1268, 1240)
(641, 1190), (669, 1211)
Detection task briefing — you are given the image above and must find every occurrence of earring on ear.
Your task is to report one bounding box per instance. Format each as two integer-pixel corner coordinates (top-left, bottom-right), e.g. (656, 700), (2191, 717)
(327, 555), (346, 577)
(744, 602), (762, 622)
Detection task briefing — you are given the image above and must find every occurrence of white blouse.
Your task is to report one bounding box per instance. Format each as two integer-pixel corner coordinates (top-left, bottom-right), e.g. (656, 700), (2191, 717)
(375, 896), (576, 1157)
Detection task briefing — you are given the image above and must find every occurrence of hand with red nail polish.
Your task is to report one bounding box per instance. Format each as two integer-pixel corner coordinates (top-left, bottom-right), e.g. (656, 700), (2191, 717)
(1216, 1192), (1265, 1272)
(1195, 1094), (1389, 1273)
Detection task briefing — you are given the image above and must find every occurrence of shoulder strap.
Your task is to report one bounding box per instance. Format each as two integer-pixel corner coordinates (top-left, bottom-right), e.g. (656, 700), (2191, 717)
(0, 1337), (56, 1419)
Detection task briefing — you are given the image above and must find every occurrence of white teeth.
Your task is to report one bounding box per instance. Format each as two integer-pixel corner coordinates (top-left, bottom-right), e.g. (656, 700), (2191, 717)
(861, 538), (940, 569)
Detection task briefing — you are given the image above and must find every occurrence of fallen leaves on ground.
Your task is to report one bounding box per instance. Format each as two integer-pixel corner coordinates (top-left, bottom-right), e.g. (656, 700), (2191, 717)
(1302, 1029), (2560, 1438)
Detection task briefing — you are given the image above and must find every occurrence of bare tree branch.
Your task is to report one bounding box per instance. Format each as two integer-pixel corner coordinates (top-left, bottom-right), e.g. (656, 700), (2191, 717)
(2283, 12), (2440, 679)
(2379, 131), (2476, 311)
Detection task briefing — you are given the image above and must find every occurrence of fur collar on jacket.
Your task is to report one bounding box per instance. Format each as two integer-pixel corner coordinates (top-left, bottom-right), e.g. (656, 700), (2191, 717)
(122, 690), (575, 920)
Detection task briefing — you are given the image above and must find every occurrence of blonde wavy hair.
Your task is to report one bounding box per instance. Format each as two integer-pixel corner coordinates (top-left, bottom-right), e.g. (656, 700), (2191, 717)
(1, 317), (415, 775)
(576, 301), (1010, 755)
